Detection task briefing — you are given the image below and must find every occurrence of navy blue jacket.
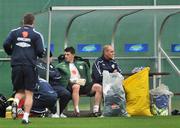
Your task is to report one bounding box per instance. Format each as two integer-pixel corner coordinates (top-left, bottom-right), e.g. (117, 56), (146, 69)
(3, 26), (44, 67)
(36, 59), (61, 86)
(92, 56), (122, 84)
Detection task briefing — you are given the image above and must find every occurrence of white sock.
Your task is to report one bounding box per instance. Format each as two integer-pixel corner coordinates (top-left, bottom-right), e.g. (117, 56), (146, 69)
(14, 98), (20, 106)
(93, 105), (99, 113)
(75, 106), (80, 113)
(23, 112), (29, 122)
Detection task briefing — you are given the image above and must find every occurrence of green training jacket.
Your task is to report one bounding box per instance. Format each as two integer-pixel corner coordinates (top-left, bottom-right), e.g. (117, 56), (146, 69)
(55, 60), (92, 88)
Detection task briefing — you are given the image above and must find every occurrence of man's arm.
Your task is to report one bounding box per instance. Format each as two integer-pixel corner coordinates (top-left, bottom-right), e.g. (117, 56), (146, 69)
(84, 61), (92, 84)
(92, 60), (103, 83)
(3, 31), (14, 55)
(36, 61), (61, 80)
(35, 34), (45, 58)
(49, 66), (61, 80)
(113, 60), (122, 73)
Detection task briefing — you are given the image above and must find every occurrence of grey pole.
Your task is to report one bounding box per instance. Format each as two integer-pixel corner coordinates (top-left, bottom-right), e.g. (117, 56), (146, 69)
(46, 8), (52, 82)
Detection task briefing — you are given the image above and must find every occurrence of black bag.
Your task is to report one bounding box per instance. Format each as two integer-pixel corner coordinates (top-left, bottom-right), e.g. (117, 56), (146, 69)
(0, 94), (8, 117)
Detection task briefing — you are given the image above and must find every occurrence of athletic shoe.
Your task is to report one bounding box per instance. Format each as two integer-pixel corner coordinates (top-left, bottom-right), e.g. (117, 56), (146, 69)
(124, 113), (131, 117)
(99, 115), (104, 118)
(91, 112), (101, 117)
(122, 112), (131, 117)
(22, 119), (31, 124)
(60, 113), (67, 118)
(11, 101), (17, 119)
(50, 113), (60, 118)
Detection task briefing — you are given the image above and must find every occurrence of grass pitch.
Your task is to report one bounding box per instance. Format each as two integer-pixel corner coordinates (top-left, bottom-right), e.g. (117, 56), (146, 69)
(0, 116), (180, 128)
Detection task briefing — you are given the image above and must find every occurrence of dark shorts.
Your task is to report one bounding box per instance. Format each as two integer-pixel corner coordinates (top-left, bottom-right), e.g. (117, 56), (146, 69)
(12, 66), (38, 91)
(67, 82), (95, 96)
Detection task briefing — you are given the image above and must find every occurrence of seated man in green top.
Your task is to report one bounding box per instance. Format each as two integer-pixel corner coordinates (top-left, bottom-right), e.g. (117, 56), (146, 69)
(56, 47), (102, 117)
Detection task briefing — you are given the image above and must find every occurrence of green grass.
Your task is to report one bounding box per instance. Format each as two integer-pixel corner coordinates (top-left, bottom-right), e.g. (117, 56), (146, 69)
(0, 116), (180, 128)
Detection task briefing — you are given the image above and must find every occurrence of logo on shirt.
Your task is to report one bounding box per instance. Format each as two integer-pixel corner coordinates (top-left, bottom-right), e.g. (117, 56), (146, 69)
(72, 70), (77, 75)
(16, 42), (31, 48)
(22, 31), (29, 38)
(17, 37), (31, 42)
(79, 65), (83, 69)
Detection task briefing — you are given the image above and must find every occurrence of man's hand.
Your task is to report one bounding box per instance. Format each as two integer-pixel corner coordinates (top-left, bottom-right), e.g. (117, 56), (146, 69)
(113, 70), (118, 73)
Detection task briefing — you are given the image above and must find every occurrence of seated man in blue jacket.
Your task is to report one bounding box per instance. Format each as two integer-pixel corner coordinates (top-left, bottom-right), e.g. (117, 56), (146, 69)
(31, 78), (57, 116)
(36, 49), (71, 118)
(91, 45), (122, 115)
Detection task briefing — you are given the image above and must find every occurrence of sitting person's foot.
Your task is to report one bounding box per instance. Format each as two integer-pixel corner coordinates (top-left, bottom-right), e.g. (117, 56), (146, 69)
(123, 113), (131, 117)
(73, 112), (80, 117)
(60, 113), (67, 118)
(21, 119), (31, 124)
(91, 112), (102, 117)
(50, 113), (60, 118)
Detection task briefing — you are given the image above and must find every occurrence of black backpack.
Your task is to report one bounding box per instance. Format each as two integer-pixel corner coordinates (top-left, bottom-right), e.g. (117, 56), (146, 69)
(0, 94), (8, 117)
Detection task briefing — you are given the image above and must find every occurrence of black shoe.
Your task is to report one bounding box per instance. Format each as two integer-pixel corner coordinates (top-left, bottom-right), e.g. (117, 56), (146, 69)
(22, 119), (31, 124)
(73, 112), (80, 117)
(91, 112), (101, 117)
(11, 101), (17, 120)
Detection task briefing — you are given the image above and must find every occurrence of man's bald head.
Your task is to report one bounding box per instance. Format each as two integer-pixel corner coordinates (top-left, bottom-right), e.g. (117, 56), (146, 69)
(103, 45), (114, 60)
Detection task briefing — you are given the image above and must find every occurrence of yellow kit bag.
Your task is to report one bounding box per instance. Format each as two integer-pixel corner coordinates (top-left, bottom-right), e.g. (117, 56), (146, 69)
(123, 67), (152, 116)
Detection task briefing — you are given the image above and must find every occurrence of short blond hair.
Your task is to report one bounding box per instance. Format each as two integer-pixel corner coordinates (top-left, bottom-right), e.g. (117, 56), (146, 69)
(103, 45), (112, 54)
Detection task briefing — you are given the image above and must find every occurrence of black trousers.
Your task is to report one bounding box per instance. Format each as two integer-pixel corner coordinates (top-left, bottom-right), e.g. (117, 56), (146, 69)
(52, 86), (71, 114)
(32, 91), (57, 114)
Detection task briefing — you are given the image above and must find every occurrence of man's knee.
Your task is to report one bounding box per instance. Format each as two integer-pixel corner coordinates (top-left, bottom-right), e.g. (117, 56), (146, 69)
(25, 90), (33, 100)
(58, 89), (71, 101)
(92, 83), (102, 93)
(72, 84), (80, 93)
(64, 90), (71, 100)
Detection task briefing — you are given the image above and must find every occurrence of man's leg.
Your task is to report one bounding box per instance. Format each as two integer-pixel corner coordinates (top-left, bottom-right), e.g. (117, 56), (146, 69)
(91, 83), (102, 114)
(12, 90), (25, 119)
(13, 90), (25, 105)
(14, 90), (25, 102)
(53, 86), (71, 114)
(22, 90), (33, 123)
(72, 84), (80, 116)
(21, 66), (37, 123)
(11, 66), (25, 119)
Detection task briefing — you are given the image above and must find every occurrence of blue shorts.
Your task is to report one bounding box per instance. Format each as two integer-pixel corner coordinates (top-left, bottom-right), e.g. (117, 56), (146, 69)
(12, 65), (38, 91)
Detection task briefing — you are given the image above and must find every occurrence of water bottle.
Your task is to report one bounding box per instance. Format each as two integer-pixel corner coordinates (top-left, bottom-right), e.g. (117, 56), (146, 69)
(5, 106), (12, 118)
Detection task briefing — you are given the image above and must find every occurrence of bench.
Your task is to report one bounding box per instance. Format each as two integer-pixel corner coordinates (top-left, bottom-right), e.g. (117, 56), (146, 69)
(56, 72), (171, 115)
(56, 95), (95, 115)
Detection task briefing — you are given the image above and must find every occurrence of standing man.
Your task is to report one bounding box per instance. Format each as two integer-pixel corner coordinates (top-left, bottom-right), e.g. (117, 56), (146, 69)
(91, 45), (122, 115)
(3, 13), (44, 124)
(56, 47), (102, 117)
